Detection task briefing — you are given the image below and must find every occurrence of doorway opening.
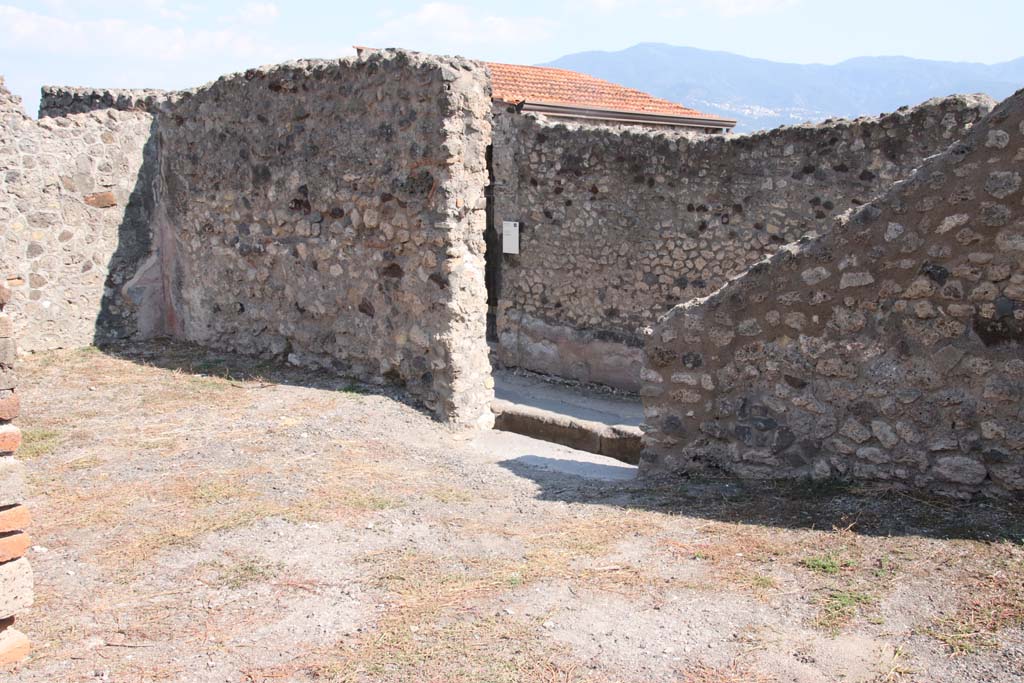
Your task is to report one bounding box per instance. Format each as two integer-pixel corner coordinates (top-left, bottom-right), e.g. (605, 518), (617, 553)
(484, 144), (501, 342)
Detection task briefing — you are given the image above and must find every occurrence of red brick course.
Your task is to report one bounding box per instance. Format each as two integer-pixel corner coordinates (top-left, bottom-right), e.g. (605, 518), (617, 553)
(0, 532), (28, 563)
(0, 506), (30, 533)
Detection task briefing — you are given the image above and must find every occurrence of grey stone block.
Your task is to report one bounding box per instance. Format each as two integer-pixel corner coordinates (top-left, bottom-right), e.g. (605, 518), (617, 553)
(0, 558), (33, 618)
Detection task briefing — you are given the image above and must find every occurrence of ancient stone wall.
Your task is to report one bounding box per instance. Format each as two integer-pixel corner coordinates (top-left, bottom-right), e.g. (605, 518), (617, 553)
(0, 282), (33, 665)
(492, 95), (993, 390)
(156, 51), (494, 426)
(0, 77), (158, 351)
(642, 89), (1024, 497)
(39, 86), (168, 118)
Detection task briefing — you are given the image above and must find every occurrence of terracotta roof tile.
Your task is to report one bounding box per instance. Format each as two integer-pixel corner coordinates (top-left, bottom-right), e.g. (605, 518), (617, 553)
(485, 61), (723, 121)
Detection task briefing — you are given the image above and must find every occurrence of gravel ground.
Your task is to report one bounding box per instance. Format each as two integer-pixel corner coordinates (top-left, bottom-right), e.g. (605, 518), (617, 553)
(5, 341), (1023, 683)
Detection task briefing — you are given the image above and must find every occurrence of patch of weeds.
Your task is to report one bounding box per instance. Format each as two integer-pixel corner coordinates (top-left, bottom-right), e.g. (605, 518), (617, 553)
(18, 425), (64, 459)
(873, 555), (898, 578)
(926, 565), (1024, 655)
(189, 480), (238, 504)
(876, 646), (913, 681)
(138, 437), (180, 453)
(123, 502), (283, 566)
(429, 487), (474, 504)
(342, 382), (369, 395)
(680, 662), (775, 683)
(748, 573), (778, 590)
(347, 492), (398, 511)
(300, 613), (582, 683)
(214, 557), (280, 589)
(801, 553), (853, 575)
(190, 358), (234, 378)
(816, 590), (874, 631)
(64, 455), (102, 471)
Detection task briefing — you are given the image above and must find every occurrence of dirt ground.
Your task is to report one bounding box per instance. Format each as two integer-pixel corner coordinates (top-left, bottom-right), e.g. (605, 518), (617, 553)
(6, 341), (1023, 683)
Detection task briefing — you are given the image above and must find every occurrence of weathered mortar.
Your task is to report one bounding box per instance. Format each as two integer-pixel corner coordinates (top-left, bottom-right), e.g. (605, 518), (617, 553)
(642, 89), (1024, 497)
(491, 95), (994, 390)
(153, 51), (494, 426)
(0, 77), (157, 351)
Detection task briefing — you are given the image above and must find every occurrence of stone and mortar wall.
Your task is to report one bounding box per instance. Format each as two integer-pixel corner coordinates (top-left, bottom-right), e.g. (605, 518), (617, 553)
(492, 95), (993, 390)
(0, 77), (158, 351)
(155, 51), (494, 426)
(39, 86), (169, 119)
(642, 89), (1024, 497)
(0, 282), (33, 665)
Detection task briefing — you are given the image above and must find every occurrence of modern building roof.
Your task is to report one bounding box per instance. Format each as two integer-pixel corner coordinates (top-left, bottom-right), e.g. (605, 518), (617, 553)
(354, 47), (735, 130)
(485, 61), (734, 130)
(486, 62), (694, 118)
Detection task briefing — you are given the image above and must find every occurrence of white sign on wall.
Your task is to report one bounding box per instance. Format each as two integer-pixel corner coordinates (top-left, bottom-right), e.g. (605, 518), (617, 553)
(502, 221), (520, 254)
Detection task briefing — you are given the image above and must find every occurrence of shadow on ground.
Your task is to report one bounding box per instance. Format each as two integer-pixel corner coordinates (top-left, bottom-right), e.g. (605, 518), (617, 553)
(499, 455), (1024, 544)
(97, 337), (433, 417)
(100, 339), (1024, 545)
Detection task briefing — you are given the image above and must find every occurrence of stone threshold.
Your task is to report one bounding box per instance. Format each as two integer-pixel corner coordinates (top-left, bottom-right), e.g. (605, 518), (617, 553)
(490, 370), (643, 464)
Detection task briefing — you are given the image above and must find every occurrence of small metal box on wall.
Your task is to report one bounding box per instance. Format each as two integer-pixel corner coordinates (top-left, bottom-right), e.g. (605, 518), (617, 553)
(502, 221), (520, 254)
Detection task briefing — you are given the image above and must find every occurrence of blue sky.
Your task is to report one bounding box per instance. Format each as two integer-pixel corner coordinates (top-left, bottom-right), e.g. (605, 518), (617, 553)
(2, 0), (1022, 116)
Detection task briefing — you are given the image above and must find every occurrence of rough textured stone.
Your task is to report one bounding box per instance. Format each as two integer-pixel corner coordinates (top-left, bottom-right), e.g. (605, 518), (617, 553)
(154, 51), (494, 426)
(642, 88), (1024, 497)
(38, 86), (168, 118)
(492, 95), (993, 389)
(0, 558), (33, 619)
(0, 458), (25, 506)
(0, 78), (156, 350)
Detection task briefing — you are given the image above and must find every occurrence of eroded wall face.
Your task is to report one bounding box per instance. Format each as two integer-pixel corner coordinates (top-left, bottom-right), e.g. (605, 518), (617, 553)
(491, 96), (993, 390)
(157, 53), (494, 425)
(643, 90), (1024, 497)
(0, 79), (157, 351)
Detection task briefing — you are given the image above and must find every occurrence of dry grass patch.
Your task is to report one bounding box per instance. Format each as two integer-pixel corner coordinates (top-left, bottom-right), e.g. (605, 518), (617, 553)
(679, 662), (775, 683)
(290, 550), (597, 683)
(815, 589), (876, 632)
(926, 545), (1024, 654)
(201, 555), (282, 589)
(286, 512), (670, 683)
(16, 424), (65, 459)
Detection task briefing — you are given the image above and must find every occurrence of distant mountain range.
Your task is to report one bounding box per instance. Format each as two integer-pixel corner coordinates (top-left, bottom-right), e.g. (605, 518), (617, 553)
(544, 44), (1024, 133)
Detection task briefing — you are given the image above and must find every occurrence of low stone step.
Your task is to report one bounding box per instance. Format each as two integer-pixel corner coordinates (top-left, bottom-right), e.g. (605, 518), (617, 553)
(491, 398), (642, 465)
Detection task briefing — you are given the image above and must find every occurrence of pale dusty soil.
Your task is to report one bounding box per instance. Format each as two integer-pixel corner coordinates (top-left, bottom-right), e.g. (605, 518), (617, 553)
(6, 341), (1024, 683)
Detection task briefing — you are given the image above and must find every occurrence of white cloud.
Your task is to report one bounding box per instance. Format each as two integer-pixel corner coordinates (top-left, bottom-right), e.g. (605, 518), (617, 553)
(655, 0), (799, 17)
(701, 0), (799, 16)
(0, 4), (270, 61)
(236, 2), (279, 25)
(572, 0), (631, 12)
(37, 0), (192, 20)
(360, 2), (554, 54)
